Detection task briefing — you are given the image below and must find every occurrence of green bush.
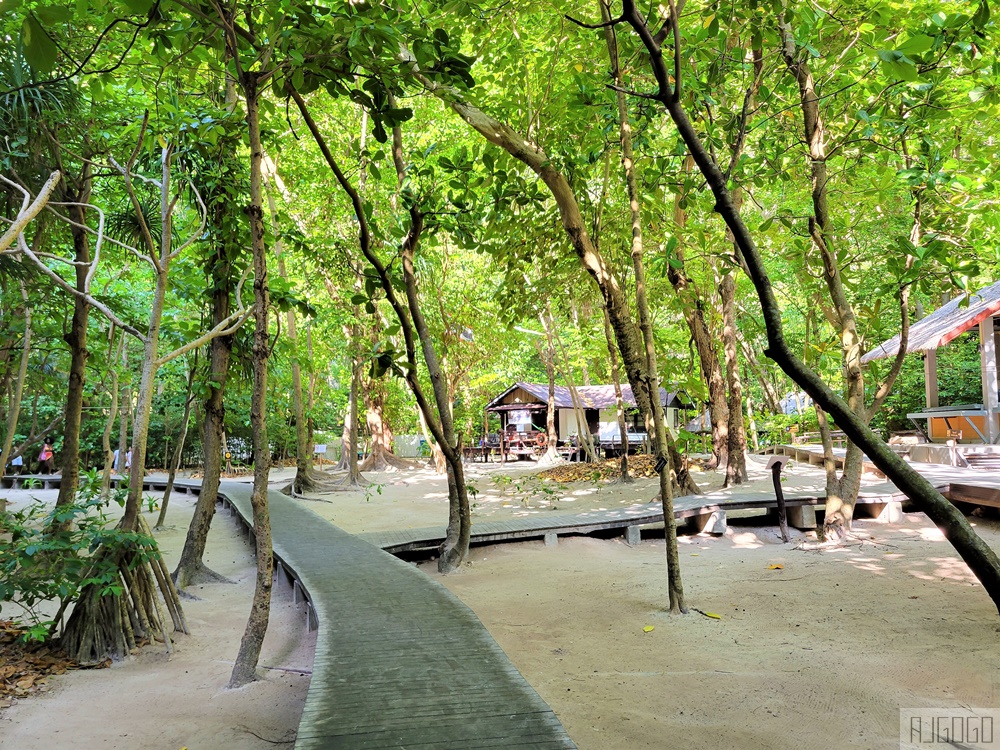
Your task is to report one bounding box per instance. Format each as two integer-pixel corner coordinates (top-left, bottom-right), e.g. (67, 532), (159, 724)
(0, 470), (156, 642)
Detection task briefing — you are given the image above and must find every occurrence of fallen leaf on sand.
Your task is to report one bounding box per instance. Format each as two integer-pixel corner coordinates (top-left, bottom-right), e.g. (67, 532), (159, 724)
(768, 564), (784, 570)
(643, 625), (655, 633)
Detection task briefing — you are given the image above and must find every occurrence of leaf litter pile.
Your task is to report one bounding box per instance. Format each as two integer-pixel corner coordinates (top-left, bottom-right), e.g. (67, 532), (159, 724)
(0, 620), (92, 710)
(537, 455), (664, 482)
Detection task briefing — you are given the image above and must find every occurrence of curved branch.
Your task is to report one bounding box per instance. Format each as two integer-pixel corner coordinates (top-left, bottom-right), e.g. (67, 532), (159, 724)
(15, 233), (144, 340)
(0, 171), (61, 253)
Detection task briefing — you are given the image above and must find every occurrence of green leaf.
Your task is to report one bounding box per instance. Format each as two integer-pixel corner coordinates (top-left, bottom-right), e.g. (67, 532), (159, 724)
(22, 15), (58, 73)
(122, 0), (154, 13)
(896, 34), (934, 56)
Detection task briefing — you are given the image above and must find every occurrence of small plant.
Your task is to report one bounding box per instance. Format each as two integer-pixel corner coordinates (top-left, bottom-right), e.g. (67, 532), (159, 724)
(466, 482), (479, 504)
(21, 477), (40, 490)
(490, 474), (513, 496)
(0, 482), (156, 642)
(364, 482), (385, 503)
(144, 495), (159, 513)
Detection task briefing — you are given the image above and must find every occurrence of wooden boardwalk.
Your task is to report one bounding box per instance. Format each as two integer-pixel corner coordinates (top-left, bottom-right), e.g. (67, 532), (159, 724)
(3, 473), (576, 748)
(358, 480), (905, 553)
(210, 481), (577, 750)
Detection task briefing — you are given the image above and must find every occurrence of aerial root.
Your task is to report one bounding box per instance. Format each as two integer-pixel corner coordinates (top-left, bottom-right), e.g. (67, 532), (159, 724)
(59, 515), (187, 665)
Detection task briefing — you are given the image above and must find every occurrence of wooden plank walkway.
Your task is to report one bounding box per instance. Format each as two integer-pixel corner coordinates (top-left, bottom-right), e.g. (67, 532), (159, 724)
(357, 481), (906, 553)
(211, 481), (577, 750)
(4, 473), (576, 748)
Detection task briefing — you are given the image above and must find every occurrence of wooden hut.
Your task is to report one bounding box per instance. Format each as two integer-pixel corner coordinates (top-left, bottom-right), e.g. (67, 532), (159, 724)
(484, 381), (691, 450)
(862, 280), (1000, 444)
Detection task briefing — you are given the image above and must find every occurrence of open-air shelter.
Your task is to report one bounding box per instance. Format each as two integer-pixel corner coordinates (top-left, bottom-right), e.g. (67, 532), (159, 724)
(484, 381), (691, 447)
(862, 280), (1000, 444)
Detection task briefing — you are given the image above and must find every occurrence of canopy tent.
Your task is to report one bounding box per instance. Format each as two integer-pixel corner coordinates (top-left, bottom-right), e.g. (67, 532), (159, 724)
(863, 280), (1000, 443)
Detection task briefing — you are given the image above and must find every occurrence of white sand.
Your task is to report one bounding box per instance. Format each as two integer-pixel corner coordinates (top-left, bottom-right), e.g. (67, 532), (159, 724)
(2, 457), (999, 749)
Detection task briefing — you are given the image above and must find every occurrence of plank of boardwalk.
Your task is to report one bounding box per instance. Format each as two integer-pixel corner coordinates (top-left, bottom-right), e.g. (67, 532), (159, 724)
(216, 482), (576, 750)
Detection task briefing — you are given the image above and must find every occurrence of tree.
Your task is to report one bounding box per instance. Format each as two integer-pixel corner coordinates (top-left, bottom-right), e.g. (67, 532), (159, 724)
(617, 0), (1000, 614)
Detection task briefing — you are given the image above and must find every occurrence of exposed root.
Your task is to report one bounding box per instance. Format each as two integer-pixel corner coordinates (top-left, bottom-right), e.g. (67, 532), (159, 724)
(172, 560), (236, 589)
(607, 474), (635, 486)
(359, 450), (422, 472)
(60, 515), (188, 665)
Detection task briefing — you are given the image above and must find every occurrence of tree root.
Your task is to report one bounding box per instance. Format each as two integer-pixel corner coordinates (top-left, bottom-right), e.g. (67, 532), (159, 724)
(359, 450), (422, 472)
(172, 559), (237, 589)
(280, 468), (356, 497)
(60, 515), (188, 665)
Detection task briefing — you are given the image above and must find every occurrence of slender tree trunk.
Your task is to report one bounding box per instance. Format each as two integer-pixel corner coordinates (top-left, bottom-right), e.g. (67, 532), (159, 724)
(174, 273), (233, 586)
(408, 57), (697, 496)
(741, 337), (782, 414)
(400, 214), (471, 572)
(53, 184), (93, 527)
(602, 302), (631, 481)
(332, 335), (354, 471)
(338, 358), (366, 485)
(230, 74), (274, 688)
(156, 360), (196, 529)
(100, 332), (122, 498)
(720, 273), (748, 485)
(601, 0), (685, 610)
(0, 281), (31, 476)
(544, 309), (597, 462)
(779, 17), (867, 538)
(118, 345), (130, 476)
(292, 90), (469, 570)
(264, 166), (314, 494)
(532, 337), (560, 463)
(670, 156), (729, 471)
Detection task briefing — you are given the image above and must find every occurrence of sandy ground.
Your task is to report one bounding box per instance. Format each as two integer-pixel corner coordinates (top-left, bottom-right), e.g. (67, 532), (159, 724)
(2, 455), (1000, 749)
(0, 484), (315, 750)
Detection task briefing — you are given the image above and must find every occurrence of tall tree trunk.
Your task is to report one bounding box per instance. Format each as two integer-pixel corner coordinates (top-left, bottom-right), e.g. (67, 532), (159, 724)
(532, 337), (560, 463)
(602, 301), (631, 482)
(174, 268), (233, 586)
(779, 18), (866, 539)
(291, 90), (469, 570)
(670, 156), (729, 471)
(100, 331), (123, 498)
(399, 212), (471, 572)
(741, 337), (783, 414)
(622, 0), (1000, 614)
(53, 178), (93, 527)
(720, 273), (748, 485)
(0, 281), (31, 476)
(230, 74), (274, 688)
(337, 357), (366, 485)
(408, 55), (697, 498)
(264, 161), (314, 494)
(544, 308), (597, 462)
(332, 334), (355, 471)
(600, 2), (684, 609)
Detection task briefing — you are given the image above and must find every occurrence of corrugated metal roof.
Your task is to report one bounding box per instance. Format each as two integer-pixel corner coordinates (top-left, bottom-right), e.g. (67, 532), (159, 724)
(862, 280), (1000, 363)
(485, 381), (689, 411)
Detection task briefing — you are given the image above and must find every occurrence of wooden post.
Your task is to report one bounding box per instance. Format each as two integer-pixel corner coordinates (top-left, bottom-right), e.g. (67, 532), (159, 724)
(924, 350), (939, 409)
(980, 316), (999, 443)
(767, 455), (791, 542)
